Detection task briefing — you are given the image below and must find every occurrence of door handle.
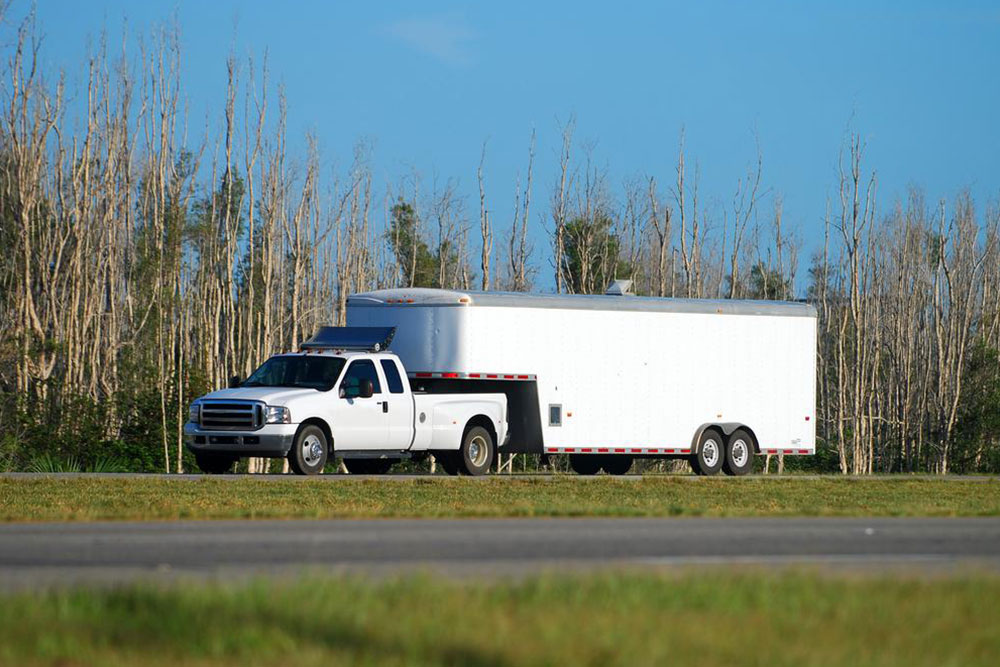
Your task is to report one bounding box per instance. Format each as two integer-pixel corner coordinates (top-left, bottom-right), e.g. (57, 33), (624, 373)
(378, 401), (388, 413)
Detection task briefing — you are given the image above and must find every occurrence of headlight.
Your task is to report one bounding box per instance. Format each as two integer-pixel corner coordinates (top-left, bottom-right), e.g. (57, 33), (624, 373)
(188, 402), (200, 424)
(264, 405), (291, 424)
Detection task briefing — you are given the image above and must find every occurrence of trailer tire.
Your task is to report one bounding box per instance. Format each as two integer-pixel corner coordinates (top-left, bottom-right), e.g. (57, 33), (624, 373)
(569, 454), (601, 475)
(458, 426), (494, 476)
(288, 424), (328, 475)
(194, 452), (237, 475)
(690, 429), (724, 476)
(722, 429), (754, 476)
(601, 455), (633, 475)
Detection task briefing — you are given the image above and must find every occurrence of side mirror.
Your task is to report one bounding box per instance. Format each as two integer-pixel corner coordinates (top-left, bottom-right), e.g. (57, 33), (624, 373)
(359, 379), (374, 399)
(228, 375), (242, 389)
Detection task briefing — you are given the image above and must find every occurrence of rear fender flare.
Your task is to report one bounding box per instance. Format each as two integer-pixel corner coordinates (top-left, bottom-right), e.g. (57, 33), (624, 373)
(691, 423), (756, 454)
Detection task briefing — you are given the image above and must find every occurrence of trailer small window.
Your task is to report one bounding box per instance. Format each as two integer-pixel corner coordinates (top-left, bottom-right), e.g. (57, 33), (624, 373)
(549, 404), (562, 427)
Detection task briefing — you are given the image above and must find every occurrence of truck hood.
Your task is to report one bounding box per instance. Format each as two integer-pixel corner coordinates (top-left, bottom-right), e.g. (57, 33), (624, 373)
(199, 387), (325, 405)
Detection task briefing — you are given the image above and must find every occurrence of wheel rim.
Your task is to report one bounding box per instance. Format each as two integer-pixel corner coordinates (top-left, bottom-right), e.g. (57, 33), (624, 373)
(702, 439), (720, 467)
(731, 439), (749, 468)
(468, 435), (489, 467)
(302, 434), (324, 467)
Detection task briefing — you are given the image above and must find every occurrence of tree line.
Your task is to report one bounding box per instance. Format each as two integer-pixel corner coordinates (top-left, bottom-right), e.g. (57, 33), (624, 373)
(1, 15), (997, 473)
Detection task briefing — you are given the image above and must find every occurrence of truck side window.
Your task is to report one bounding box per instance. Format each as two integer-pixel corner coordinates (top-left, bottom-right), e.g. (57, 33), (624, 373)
(341, 360), (382, 397)
(380, 360), (404, 394)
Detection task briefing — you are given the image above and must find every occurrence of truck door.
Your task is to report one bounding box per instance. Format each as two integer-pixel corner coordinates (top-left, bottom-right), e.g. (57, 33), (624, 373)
(380, 358), (415, 449)
(334, 359), (388, 449)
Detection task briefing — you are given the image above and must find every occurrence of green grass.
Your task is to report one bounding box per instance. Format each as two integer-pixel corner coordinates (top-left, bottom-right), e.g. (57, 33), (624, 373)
(2, 476), (999, 522)
(2, 572), (999, 666)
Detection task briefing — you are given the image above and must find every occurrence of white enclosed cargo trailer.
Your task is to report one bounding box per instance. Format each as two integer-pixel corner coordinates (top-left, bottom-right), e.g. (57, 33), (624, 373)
(347, 287), (817, 475)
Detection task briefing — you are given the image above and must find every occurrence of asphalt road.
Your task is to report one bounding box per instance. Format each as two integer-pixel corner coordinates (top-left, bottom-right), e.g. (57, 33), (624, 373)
(2, 517), (999, 589)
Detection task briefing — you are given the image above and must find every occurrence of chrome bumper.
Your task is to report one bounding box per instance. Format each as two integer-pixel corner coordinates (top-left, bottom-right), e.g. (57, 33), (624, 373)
(184, 422), (298, 457)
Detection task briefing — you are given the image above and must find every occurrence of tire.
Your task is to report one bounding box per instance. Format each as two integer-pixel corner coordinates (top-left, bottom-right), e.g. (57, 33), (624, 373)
(569, 454), (602, 475)
(288, 424), (328, 475)
(690, 429), (724, 476)
(601, 455), (633, 475)
(195, 452), (237, 475)
(435, 452), (460, 476)
(458, 426), (494, 476)
(723, 429), (754, 476)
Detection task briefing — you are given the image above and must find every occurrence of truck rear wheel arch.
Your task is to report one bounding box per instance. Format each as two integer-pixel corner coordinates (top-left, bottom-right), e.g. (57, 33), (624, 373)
(464, 415), (498, 451)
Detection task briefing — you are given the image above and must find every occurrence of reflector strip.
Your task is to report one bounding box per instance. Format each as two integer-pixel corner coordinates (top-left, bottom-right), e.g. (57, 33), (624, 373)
(763, 448), (814, 455)
(545, 447), (692, 455)
(407, 371), (537, 381)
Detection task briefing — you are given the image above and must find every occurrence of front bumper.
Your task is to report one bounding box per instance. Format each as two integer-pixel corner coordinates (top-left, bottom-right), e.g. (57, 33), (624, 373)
(184, 422), (298, 457)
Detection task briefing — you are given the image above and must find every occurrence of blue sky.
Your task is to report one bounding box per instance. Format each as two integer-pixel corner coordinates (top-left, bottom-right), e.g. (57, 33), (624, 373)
(24, 0), (1000, 291)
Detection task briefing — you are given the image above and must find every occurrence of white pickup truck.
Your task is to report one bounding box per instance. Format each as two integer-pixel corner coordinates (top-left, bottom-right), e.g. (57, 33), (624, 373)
(184, 327), (508, 475)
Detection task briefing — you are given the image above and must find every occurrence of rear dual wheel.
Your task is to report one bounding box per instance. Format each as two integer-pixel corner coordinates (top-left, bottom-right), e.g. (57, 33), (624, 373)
(435, 425), (496, 476)
(435, 451), (460, 476)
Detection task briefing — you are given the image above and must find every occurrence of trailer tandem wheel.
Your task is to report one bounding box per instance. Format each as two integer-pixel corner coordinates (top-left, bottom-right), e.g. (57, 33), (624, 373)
(722, 429), (754, 476)
(569, 454), (602, 475)
(690, 429), (724, 476)
(601, 455), (633, 475)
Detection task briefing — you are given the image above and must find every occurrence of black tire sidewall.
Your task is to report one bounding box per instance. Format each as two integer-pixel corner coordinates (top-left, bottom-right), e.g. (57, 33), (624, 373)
(692, 429), (724, 476)
(601, 455), (633, 475)
(289, 424), (328, 475)
(459, 426), (494, 476)
(723, 429), (754, 476)
(569, 454), (601, 475)
(436, 452), (460, 475)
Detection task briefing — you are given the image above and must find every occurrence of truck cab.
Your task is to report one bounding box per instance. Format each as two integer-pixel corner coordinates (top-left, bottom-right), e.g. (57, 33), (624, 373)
(184, 327), (507, 475)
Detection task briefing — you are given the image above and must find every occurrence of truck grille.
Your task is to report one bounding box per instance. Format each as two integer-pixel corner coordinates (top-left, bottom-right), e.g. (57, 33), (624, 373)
(199, 401), (262, 430)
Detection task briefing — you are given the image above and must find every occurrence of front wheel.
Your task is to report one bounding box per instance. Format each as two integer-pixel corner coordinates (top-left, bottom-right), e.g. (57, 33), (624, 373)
(288, 424), (328, 475)
(195, 452), (237, 475)
(458, 426), (494, 476)
(690, 429), (724, 476)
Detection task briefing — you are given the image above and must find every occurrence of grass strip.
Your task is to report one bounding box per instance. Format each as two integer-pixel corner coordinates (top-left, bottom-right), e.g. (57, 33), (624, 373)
(2, 476), (999, 522)
(1, 571), (999, 666)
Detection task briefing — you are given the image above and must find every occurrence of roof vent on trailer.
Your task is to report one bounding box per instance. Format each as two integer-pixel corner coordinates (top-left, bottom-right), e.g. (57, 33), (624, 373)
(605, 279), (634, 296)
(301, 326), (396, 352)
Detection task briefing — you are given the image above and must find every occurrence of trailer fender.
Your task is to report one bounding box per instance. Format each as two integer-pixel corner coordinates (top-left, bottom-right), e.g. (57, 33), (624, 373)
(691, 423), (759, 454)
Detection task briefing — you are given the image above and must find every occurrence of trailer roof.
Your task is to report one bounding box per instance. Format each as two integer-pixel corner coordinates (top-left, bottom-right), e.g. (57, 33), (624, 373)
(348, 288), (817, 318)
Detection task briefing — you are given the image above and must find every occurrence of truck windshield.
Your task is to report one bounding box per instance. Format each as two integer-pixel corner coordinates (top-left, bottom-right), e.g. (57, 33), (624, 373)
(242, 356), (346, 391)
